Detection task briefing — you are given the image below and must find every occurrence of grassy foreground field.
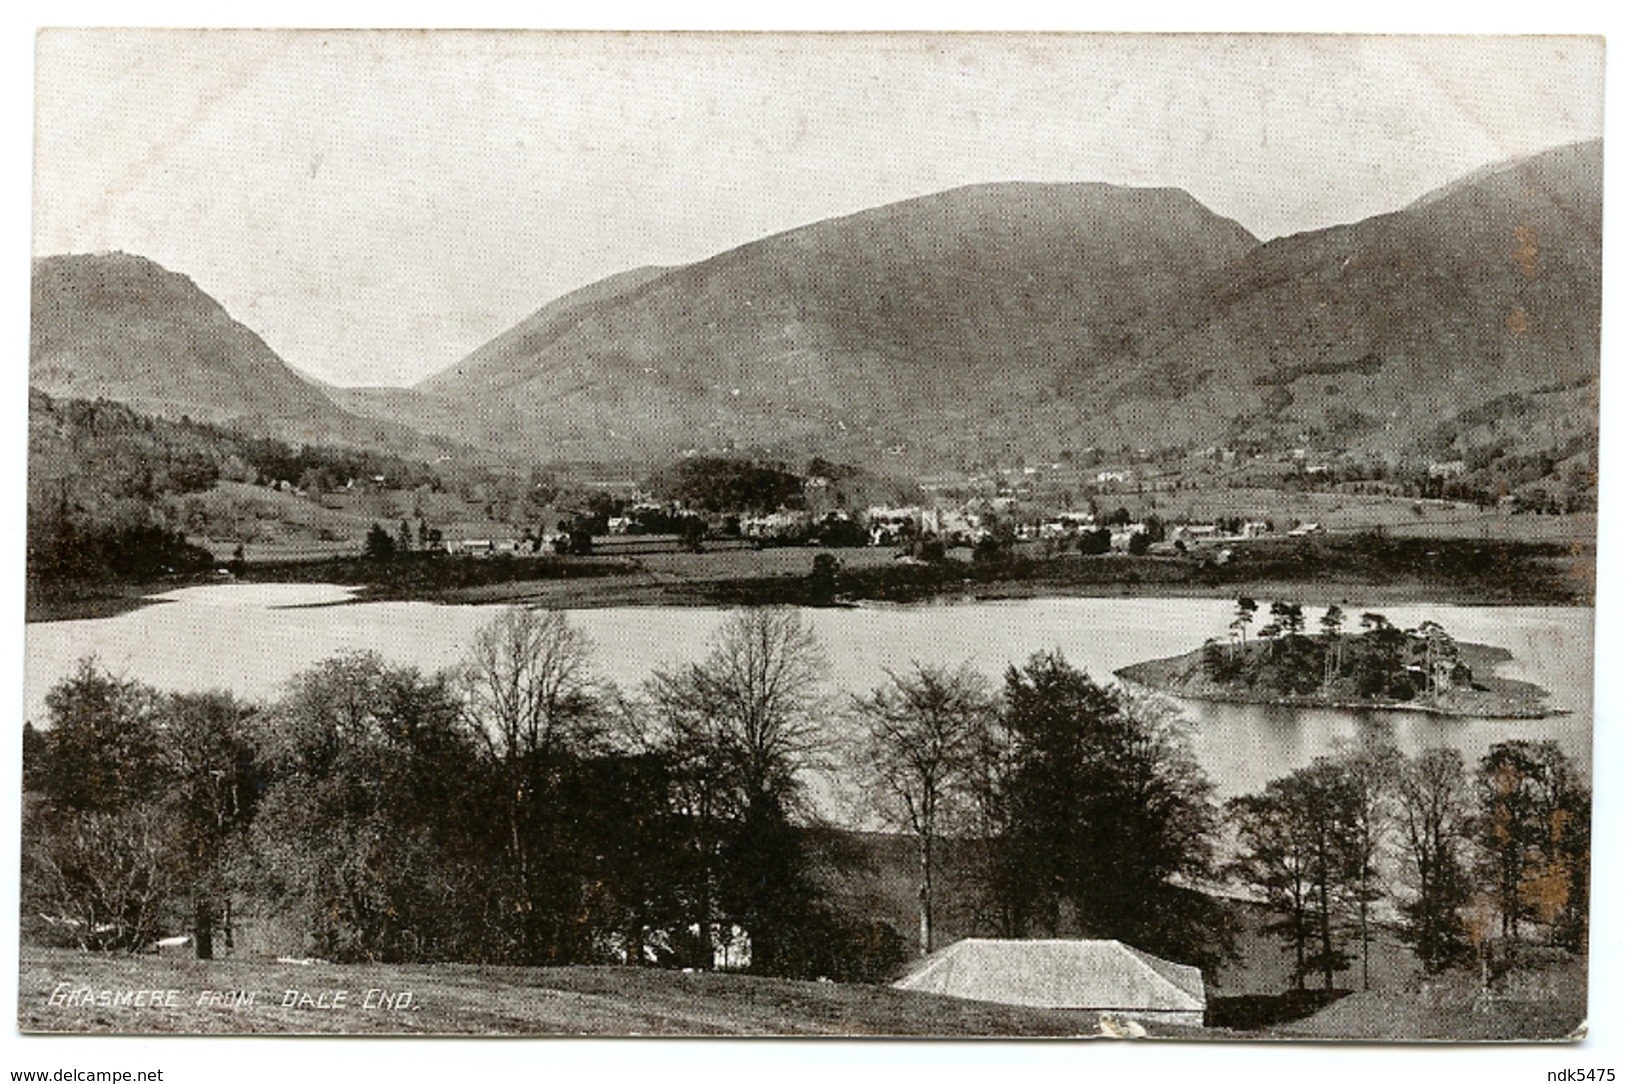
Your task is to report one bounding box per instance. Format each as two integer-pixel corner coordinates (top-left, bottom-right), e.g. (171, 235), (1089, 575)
(1275, 955), (1589, 1041)
(21, 945), (1584, 1040)
(18, 948), (1145, 1037)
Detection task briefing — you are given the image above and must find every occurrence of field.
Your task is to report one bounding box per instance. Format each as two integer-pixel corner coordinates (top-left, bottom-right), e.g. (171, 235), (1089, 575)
(186, 471), (1594, 565)
(1274, 954), (1589, 1041)
(17, 938), (1584, 1040)
(17, 948), (1149, 1037)
(1123, 486), (1595, 545)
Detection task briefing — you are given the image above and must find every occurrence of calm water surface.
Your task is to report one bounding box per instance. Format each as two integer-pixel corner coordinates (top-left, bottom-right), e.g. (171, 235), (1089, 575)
(24, 585), (1594, 806)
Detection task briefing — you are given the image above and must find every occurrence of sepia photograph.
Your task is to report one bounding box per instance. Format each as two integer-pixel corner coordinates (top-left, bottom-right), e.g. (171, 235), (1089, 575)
(12, 26), (1607, 1055)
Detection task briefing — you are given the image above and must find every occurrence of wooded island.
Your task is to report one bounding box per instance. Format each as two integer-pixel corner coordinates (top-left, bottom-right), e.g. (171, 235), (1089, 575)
(1115, 601), (1556, 718)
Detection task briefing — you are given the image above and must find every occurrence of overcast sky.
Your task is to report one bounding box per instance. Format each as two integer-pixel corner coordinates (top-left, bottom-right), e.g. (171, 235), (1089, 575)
(32, 31), (1604, 387)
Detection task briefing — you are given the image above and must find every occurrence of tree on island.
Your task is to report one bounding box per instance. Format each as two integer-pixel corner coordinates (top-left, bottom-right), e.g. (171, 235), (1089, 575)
(1319, 605), (1345, 686)
(1271, 600), (1307, 639)
(1351, 612), (1413, 699)
(1410, 620), (1460, 698)
(1197, 604), (1485, 704)
(1360, 612), (1390, 633)
(1230, 597), (1259, 655)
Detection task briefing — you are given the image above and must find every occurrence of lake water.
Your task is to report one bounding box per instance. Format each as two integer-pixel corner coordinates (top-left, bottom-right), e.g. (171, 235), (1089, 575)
(23, 584), (1594, 809)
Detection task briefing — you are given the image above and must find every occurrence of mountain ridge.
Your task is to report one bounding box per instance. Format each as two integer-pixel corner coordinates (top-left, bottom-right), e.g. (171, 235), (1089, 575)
(30, 141), (1603, 484)
(413, 179), (1262, 462)
(29, 251), (466, 461)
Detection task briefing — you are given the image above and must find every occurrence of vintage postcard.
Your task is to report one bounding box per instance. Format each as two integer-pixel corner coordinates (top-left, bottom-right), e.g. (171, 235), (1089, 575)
(18, 30), (1602, 1043)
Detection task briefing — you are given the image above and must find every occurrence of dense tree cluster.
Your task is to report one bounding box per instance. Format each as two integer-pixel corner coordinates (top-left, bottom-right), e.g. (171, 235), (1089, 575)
(22, 663), (256, 954)
(1228, 737), (1589, 991)
(978, 657), (1228, 968)
(23, 612), (1239, 984)
(849, 652), (1230, 971)
(21, 610), (909, 980)
(646, 457), (806, 515)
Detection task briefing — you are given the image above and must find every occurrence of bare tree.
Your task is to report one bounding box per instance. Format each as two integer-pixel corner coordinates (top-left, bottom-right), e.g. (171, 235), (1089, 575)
(645, 608), (829, 971)
(649, 607), (828, 810)
(458, 607), (603, 957)
(1337, 735), (1400, 990)
(460, 606), (601, 764)
(852, 663), (994, 955)
(1230, 757), (1361, 991)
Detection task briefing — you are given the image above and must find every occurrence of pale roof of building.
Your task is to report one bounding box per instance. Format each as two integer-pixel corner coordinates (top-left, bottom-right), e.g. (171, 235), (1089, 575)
(892, 938), (1205, 1013)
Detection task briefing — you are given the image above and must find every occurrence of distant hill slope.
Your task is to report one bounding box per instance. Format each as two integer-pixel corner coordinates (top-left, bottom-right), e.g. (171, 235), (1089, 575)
(329, 265), (678, 446)
(30, 253), (456, 460)
(415, 142), (1600, 474)
(40, 141), (1600, 481)
(1101, 139), (1602, 461)
(415, 182), (1259, 463)
(422, 263), (676, 397)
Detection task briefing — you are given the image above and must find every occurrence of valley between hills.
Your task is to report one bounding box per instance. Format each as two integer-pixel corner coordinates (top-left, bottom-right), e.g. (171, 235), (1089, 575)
(25, 140), (1601, 617)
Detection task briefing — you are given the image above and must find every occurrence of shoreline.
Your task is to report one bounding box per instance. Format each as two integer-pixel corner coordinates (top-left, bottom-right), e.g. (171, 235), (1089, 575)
(1114, 676), (1562, 719)
(27, 572), (1596, 625)
(26, 537), (1595, 624)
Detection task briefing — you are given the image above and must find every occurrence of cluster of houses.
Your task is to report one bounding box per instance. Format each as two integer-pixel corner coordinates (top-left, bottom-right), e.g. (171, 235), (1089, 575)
(441, 533), (575, 557)
(429, 498), (1323, 559)
(442, 537), (541, 557)
(864, 505), (992, 547)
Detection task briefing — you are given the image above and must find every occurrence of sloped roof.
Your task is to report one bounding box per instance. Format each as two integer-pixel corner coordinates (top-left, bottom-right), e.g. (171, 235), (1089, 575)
(893, 938), (1205, 1012)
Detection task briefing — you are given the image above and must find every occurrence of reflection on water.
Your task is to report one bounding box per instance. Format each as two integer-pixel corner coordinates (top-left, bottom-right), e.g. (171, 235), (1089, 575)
(24, 587), (1593, 802)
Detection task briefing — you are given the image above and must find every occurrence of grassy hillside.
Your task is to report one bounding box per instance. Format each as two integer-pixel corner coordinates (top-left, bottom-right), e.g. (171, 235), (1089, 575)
(415, 181), (1258, 465)
(1112, 140), (1602, 462)
(23, 921), (1583, 1038)
(1277, 954), (1587, 1041)
(31, 253), (338, 425)
(396, 144), (1598, 496)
